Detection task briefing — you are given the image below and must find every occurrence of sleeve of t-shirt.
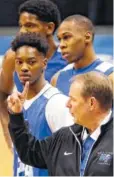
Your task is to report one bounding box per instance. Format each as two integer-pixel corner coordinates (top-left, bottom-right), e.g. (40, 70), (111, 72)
(45, 94), (74, 132)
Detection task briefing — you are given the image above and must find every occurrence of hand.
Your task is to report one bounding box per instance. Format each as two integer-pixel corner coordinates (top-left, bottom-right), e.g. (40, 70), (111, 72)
(7, 82), (29, 114)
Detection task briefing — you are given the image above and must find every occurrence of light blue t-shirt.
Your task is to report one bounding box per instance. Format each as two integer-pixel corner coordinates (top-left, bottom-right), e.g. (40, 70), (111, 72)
(56, 59), (113, 95)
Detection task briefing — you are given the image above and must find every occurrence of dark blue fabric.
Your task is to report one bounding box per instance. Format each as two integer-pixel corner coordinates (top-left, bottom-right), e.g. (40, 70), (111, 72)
(80, 136), (95, 176)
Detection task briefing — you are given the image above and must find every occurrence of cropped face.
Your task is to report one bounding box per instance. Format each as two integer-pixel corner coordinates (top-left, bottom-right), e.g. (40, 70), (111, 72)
(57, 21), (86, 63)
(19, 12), (48, 36)
(15, 46), (47, 85)
(67, 81), (90, 125)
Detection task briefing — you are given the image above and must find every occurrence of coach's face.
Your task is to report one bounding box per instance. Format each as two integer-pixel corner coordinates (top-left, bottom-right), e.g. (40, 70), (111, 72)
(15, 46), (47, 85)
(57, 21), (87, 63)
(67, 81), (91, 126)
(19, 12), (52, 36)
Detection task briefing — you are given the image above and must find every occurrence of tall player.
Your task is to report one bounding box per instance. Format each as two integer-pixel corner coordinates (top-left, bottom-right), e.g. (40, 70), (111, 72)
(11, 32), (73, 176)
(0, 0), (67, 150)
(51, 15), (114, 95)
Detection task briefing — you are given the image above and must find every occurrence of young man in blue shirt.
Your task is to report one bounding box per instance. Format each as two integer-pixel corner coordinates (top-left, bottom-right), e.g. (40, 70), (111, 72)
(10, 32), (73, 176)
(51, 15), (113, 95)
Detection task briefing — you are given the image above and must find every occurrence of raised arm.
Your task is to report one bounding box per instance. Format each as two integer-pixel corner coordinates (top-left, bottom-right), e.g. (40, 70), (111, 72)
(0, 49), (15, 150)
(0, 49), (15, 94)
(7, 82), (52, 168)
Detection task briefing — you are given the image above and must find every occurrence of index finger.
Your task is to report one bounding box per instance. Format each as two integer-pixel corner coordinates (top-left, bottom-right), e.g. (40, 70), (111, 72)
(22, 81), (29, 99)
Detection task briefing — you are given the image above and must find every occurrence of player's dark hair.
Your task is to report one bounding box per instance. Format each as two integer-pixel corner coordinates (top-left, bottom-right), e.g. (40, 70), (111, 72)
(19, 0), (61, 33)
(64, 14), (95, 41)
(12, 32), (49, 56)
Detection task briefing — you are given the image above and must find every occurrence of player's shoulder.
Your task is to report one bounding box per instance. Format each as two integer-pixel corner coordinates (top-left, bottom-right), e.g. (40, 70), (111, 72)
(51, 63), (74, 86)
(51, 68), (62, 86)
(44, 84), (68, 105)
(95, 59), (113, 72)
(43, 84), (61, 99)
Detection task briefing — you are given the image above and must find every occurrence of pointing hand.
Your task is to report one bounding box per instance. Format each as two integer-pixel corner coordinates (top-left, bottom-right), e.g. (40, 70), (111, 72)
(7, 82), (29, 113)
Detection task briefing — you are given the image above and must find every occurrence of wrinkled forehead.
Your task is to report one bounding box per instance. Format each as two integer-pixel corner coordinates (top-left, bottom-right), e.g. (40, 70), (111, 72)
(69, 80), (84, 96)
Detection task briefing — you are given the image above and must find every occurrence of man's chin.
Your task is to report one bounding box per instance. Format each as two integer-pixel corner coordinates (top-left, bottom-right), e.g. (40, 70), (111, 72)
(64, 57), (76, 64)
(69, 58), (81, 64)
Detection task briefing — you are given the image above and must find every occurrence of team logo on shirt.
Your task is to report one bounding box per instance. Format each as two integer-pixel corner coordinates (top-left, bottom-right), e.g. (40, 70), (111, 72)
(97, 152), (112, 165)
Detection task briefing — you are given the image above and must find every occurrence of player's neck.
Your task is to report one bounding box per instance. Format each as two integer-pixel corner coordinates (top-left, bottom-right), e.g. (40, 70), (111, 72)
(46, 36), (57, 60)
(74, 46), (97, 69)
(27, 75), (47, 99)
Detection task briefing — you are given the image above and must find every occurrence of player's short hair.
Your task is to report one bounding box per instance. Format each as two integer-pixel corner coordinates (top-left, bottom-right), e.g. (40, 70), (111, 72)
(19, 0), (61, 33)
(64, 14), (95, 41)
(12, 32), (49, 56)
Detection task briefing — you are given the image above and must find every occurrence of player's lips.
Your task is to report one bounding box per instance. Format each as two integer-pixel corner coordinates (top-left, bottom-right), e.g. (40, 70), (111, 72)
(62, 52), (70, 59)
(19, 73), (31, 82)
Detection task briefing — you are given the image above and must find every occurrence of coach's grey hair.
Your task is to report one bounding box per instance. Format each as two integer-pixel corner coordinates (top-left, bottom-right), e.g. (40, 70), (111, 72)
(71, 71), (113, 111)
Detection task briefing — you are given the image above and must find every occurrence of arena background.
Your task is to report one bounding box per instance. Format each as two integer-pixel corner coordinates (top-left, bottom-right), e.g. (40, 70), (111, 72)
(0, 0), (113, 176)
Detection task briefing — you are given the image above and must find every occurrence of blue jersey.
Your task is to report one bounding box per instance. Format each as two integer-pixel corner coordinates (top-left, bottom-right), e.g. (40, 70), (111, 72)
(56, 59), (113, 95)
(14, 49), (67, 92)
(14, 84), (60, 176)
(45, 49), (67, 82)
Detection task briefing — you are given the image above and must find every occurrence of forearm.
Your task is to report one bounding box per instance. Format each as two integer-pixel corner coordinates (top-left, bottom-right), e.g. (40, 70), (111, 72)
(8, 112), (47, 169)
(0, 91), (12, 151)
